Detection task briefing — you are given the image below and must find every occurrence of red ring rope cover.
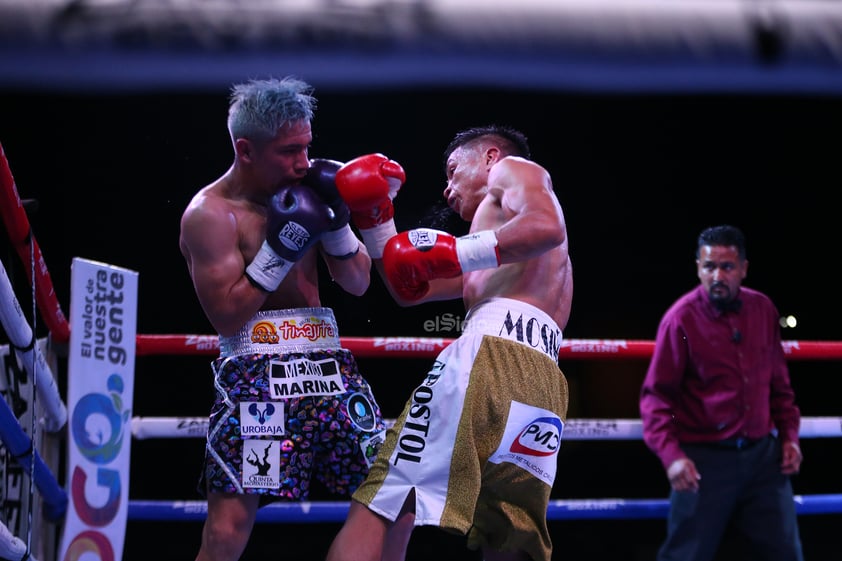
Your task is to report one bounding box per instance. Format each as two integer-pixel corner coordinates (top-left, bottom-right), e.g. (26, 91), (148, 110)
(134, 334), (842, 360)
(0, 142), (70, 343)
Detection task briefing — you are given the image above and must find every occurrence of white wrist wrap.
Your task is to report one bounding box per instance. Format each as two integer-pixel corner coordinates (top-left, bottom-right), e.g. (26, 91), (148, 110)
(245, 240), (294, 292)
(320, 224), (360, 259)
(360, 219), (398, 259)
(456, 230), (500, 272)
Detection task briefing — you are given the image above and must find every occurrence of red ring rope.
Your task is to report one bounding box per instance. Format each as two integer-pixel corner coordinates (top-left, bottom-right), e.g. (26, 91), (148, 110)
(134, 334), (842, 360)
(0, 142), (70, 344)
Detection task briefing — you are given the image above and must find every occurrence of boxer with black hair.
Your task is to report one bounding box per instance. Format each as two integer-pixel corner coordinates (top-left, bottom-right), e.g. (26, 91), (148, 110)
(327, 125), (573, 561)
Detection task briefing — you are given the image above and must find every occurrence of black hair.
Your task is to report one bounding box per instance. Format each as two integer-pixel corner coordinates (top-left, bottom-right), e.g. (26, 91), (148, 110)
(696, 224), (747, 260)
(442, 125), (531, 168)
(422, 125), (530, 235)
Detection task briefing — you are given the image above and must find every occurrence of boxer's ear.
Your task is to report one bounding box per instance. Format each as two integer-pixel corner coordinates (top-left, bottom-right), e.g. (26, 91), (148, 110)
(485, 147), (500, 168)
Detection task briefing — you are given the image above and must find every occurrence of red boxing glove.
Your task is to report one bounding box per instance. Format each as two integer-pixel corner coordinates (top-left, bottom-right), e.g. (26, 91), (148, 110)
(382, 228), (500, 301)
(336, 153), (405, 228)
(335, 153), (406, 258)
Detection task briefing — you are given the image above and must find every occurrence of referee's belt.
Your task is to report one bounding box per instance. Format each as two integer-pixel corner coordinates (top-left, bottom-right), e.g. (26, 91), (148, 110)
(704, 435), (769, 450)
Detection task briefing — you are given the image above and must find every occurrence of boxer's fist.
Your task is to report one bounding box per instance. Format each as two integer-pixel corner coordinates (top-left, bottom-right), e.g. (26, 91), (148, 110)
(303, 158), (361, 259)
(245, 185), (333, 291)
(303, 158), (350, 231)
(335, 153), (406, 230)
(382, 229), (500, 301)
(266, 185), (332, 259)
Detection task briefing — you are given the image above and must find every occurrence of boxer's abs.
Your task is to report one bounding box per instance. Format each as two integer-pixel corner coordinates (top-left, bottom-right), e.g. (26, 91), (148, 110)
(463, 260), (571, 329)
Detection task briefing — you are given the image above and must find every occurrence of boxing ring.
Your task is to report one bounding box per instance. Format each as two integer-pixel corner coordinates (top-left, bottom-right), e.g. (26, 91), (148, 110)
(1, 140), (841, 559)
(127, 336), (842, 523)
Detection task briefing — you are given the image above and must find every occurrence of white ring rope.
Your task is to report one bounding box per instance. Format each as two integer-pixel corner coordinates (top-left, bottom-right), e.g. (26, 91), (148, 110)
(0, 260), (66, 433)
(0, 520), (37, 561)
(130, 415), (842, 440)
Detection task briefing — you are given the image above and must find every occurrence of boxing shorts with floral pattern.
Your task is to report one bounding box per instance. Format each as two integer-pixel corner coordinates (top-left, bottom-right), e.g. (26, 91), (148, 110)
(199, 307), (387, 502)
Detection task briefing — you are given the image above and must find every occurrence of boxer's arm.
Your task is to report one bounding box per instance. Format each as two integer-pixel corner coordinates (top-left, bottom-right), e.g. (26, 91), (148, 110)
(179, 197), (268, 336)
(488, 158), (567, 262)
(380, 229), (498, 305)
(304, 157), (372, 296)
(322, 242), (372, 297)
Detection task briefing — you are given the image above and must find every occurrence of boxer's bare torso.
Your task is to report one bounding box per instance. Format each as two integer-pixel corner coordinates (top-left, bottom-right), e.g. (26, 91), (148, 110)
(458, 156), (572, 331)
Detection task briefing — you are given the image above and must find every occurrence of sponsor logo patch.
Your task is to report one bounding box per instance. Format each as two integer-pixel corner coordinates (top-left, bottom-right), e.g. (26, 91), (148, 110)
(347, 392), (377, 431)
(361, 430), (387, 468)
(269, 357), (344, 399)
(242, 440), (280, 489)
(240, 401), (285, 437)
(489, 400), (563, 485)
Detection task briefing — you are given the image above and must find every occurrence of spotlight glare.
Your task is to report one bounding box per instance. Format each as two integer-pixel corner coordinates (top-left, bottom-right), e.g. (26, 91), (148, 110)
(780, 315), (797, 328)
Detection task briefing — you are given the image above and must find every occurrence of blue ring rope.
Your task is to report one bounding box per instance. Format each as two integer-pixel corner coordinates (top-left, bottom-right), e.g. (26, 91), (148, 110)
(127, 493), (842, 523)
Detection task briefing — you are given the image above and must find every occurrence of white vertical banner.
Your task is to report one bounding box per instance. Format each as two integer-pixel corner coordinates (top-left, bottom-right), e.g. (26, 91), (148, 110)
(59, 258), (138, 561)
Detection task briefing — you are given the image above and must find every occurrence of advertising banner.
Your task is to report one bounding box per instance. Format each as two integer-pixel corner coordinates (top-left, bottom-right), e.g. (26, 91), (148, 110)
(59, 258), (138, 561)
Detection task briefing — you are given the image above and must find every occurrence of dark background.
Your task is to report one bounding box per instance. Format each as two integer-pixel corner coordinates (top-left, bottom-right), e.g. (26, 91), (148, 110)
(1, 85), (841, 559)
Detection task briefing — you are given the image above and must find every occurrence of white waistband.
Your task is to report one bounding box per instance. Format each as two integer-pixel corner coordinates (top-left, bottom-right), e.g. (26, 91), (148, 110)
(219, 308), (340, 357)
(463, 298), (562, 362)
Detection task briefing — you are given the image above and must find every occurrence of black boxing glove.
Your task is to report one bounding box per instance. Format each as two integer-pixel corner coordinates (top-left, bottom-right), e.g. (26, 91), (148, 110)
(245, 185), (333, 292)
(303, 158), (360, 259)
(304, 159), (350, 229)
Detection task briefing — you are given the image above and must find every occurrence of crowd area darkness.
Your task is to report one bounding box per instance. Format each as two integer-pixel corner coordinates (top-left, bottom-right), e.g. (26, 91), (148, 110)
(1, 87), (841, 560)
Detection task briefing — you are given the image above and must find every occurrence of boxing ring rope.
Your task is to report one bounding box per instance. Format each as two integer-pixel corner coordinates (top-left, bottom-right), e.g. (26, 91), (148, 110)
(0, 145), (71, 561)
(0, 143), (70, 345)
(126, 493), (842, 523)
(128, 333), (842, 522)
(0, 387), (66, 522)
(134, 333), (842, 361)
(130, 415), (842, 441)
(0, 261), (67, 560)
(0, 261), (67, 434)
